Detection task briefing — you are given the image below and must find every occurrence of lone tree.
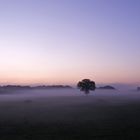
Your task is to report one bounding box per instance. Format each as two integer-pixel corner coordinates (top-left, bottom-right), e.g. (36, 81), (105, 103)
(77, 79), (96, 94)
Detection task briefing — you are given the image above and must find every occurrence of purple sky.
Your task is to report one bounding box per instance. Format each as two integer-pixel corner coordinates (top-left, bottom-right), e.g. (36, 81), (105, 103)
(0, 0), (140, 85)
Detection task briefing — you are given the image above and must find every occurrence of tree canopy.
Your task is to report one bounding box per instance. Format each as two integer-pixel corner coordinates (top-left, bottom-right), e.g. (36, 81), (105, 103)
(77, 79), (96, 94)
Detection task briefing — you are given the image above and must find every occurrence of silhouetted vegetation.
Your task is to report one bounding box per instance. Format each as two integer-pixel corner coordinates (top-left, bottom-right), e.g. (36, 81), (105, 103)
(98, 85), (116, 90)
(77, 79), (96, 94)
(33, 85), (72, 89)
(0, 85), (72, 93)
(137, 87), (140, 91)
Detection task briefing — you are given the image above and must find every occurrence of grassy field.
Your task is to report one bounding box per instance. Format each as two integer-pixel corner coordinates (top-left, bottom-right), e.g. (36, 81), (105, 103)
(0, 89), (140, 140)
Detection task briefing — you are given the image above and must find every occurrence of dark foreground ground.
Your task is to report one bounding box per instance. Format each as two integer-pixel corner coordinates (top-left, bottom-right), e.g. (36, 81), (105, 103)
(1, 121), (140, 140)
(0, 89), (140, 140)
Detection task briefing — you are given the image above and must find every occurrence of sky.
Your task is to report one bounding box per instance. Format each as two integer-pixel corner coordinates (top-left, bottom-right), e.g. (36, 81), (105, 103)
(0, 0), (140, 85)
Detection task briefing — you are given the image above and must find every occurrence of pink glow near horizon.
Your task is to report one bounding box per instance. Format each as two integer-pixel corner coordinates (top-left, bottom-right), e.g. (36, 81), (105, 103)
(0, 0), (140, 85)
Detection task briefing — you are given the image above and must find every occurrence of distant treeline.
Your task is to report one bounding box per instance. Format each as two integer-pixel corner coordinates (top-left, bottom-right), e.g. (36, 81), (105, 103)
(97, 85), (116, 90)
(0, 85), (140, 91)
(0, 85), (72, 91)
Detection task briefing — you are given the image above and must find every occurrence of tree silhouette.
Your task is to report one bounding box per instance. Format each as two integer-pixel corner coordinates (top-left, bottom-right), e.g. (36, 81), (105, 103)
(77, 79), (96, 94)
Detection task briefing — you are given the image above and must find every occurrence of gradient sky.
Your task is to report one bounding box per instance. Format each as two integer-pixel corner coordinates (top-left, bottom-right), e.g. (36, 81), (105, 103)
(0, 0), (140, 85)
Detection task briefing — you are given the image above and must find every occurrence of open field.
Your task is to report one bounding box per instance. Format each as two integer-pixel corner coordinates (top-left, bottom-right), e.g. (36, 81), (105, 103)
(0, 89), (140, 139)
